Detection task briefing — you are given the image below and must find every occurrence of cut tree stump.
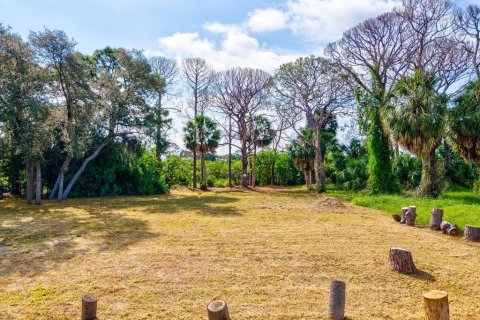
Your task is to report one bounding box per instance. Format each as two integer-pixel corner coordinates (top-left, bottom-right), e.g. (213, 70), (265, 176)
(207, 300), (231, 320)
(440, 221), (459, 236)
(430, 209), (444, 230)
(464, 225), (480, 242)
(400, 207), (409, 224)
(392, 214), (401, 222)
(81, 296), (97, 320)
(405, 206), (417, 226)
(423, 290), (449, 320)
(389, 248), (416, 274)
(328, 280), (346, 320)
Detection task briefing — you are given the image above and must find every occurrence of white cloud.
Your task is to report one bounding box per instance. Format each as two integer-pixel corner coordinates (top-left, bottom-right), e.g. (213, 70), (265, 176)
(247, 8), (288, 32)
(284, 0), (400, 43)
(149, 30), (299, 73)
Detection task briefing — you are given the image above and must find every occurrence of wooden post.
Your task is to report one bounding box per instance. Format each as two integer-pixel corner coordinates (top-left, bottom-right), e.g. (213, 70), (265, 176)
(389, 248), (416, 274)
(429, 209), (443, 230)
(440, 221), (459, 236)
(423, 290), (449, 320)
(400, 207), (409, 224)
(81, 296), (97, 320)
(464, 225), (480, 242)
(405, 206), (416, 226)
(328, 280), (346, 320)
(207, 300), (231, 320)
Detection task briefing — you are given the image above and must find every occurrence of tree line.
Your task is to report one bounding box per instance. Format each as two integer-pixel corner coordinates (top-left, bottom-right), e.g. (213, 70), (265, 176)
(1, 0), (480, 205)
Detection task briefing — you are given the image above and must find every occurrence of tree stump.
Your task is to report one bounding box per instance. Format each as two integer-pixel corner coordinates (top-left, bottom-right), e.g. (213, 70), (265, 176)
(389, 248), (416, 274)
(429, 209), (444, 230)
(405, 206), (417, 226)
(423, 290), (449, 320)
(464, 225), (480, 242)
(328, 280), (346, 320)
(440, 221), (458, 236)
(400, 207), (409, 224)
(81, 296), (97, 320)
(207, 300), (231, 320)
(392, 214), (401, 222)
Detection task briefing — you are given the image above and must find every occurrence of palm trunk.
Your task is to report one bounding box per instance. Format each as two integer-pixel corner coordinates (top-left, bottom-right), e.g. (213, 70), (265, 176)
(200, 150), (206, 190)
(26, 160), (33, 204)
(61, 139), (110, 200)
(304, 169), (310, 190)
(416, 149), (443, 198)
(444, 140), (451, 172)
(35, 160), (42, 205)
(193, 150), (198, 189)
(314, 127), (326, 193)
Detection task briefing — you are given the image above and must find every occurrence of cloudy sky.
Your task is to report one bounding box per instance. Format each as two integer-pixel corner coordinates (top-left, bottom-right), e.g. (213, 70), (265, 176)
(0, 0), (476, 149)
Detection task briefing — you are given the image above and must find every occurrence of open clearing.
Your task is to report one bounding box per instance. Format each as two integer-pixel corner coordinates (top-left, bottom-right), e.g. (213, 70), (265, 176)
(0, 187), (479, 319)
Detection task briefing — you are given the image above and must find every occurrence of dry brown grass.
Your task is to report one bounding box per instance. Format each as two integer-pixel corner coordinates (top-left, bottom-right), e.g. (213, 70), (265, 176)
(0, 187), (479, 319)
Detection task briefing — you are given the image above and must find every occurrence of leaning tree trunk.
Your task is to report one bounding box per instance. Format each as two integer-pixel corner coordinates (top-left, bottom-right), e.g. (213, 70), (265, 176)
(56, 155), (72, 203)
(314, 127), (326, 193)
(416, 149), (443, 198)
(61, 139), (110, 200)
(35, 160), (42, 206)
(464, 225), (480, 242)
(26, 160), (33, 204)
(389, 248), (416, 274)
(430, 209), (444, 230)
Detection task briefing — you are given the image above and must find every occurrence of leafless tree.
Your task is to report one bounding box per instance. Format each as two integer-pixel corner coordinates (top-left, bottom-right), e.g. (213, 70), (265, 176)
(273, 56), (351, 192)
(182, 57), (213, 188)
(212, 67), (271, 187)
(455, 4), (480, 79)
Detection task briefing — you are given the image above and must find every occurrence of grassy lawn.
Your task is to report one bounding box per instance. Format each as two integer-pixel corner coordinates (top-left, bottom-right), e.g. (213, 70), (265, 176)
(0, 187), (479, 319)
(328, 185), (480, 233)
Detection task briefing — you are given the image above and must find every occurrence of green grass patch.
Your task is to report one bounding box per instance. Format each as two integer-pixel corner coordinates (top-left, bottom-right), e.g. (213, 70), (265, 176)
(327, 185), (480, 232)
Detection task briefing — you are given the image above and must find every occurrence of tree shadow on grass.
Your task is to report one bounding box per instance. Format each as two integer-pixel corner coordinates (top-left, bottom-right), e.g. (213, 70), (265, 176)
(410, 268), (436, 282)
(0, 199), (157, 277)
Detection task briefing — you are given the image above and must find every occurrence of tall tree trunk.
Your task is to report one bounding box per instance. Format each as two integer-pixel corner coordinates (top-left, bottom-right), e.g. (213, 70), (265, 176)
(61, 139), (110, 200)
(241, 143), (248, 187)
(156, 94), (163, 163)
(9, 149), (21, 195)
(304, 168), (310, 189)
(252, 145), (257, 187)
(314, 127), (326, 193)
(416, 149), (443, 198)
(443, 140), (451, 172)
(228, 118), (232, 188)
(49, 174), (60, 200)
(56, 155), (72, 203)
(26, 160), (33, 204)
(35, 160), (42, 205)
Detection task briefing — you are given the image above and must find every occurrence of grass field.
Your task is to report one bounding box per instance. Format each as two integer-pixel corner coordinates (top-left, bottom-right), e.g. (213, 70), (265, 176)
(328, 185), (480, 233)
(0, 187), (479, 319)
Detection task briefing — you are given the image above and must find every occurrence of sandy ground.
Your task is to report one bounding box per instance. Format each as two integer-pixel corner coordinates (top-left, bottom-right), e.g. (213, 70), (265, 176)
(0, 187), (479, 319)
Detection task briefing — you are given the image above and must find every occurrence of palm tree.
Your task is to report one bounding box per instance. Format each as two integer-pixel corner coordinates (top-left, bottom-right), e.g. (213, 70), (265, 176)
(184, 115), (221, 190)
(288, 128), (316, 190)
(447, 80), (480, 191)
(387, 70), (447, 197)
(248, 115), (274, 187)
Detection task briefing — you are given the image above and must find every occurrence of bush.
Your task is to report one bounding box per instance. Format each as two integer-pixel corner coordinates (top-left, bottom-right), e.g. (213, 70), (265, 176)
(336, 158), (368, 190)
(393, 153), (422, 190)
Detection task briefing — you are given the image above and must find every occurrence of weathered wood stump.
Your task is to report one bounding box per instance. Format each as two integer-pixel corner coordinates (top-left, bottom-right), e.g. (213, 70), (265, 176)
(440, 221), (458, 236)
(423, 290), (449, 320)
(400, 207), (409, 224)
(405, 206), (417, 226)
(429, 209), (444, 230)
(81, 296), (97, 320)
(389, 248), (416, 274)
(207, 300), (231, 320)
(392, 214), (401, 222)
(464, 225), (480, 242)
(328, 280), (346, 320)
